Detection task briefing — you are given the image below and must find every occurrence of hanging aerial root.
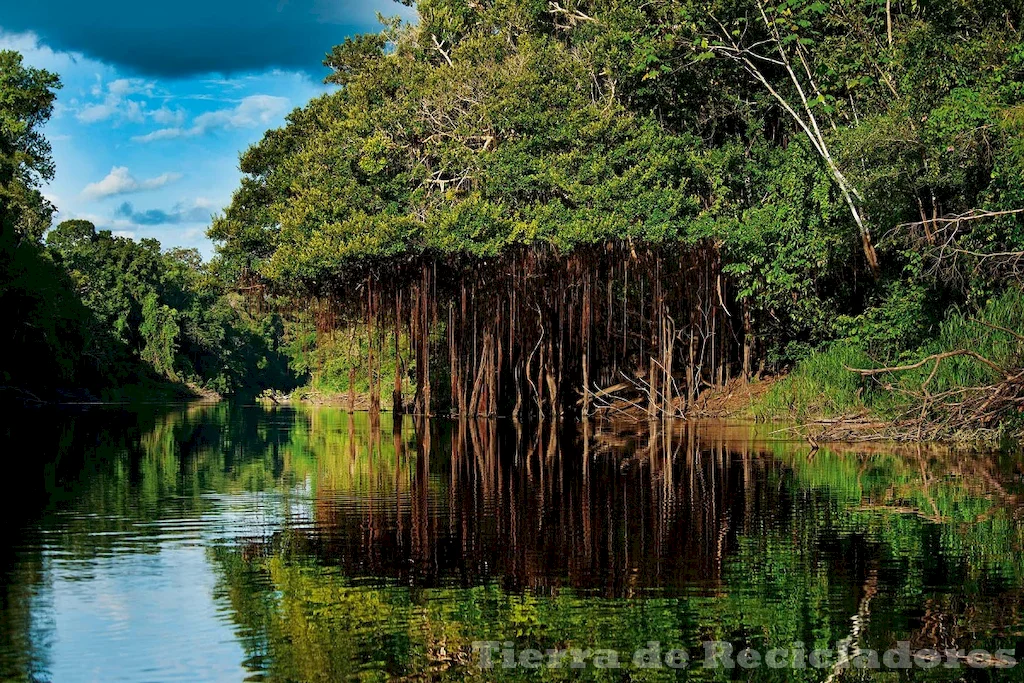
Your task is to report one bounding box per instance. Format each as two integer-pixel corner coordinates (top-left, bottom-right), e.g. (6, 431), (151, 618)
(290, 240), (750, 418)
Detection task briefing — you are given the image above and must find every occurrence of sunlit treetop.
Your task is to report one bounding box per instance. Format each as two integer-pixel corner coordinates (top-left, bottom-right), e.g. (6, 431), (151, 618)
(211, 0), (1024, 307)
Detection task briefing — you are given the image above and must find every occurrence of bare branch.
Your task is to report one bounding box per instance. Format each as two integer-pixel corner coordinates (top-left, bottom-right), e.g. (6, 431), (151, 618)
(431, 34), (453, 67)
(547, 1), (598, 29)
(845, 349), (1005, 378)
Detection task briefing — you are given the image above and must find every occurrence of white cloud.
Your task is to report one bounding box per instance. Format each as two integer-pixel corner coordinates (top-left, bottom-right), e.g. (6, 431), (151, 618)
(200, 77), (247, 90)
(108, 78), (154, 98)
(77, 102), (117, 123)
(124, 100), (146, 123)
(81, 166), (182, 199)
(133, 94), (289, 142)
(0, 30), (92, 73)
(132, 127), (185, 143)
(149, 105), (187, 126)
(75, 77), (156, 124)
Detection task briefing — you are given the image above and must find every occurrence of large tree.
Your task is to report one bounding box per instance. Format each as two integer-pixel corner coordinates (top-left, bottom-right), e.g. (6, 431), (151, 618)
(0, 52), (84, 395)
(0, 50), (60, 244)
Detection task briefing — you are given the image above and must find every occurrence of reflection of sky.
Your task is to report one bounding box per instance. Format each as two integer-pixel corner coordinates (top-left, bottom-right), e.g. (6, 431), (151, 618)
(43, 546), (248, 682)
(29, 489), (315, 682)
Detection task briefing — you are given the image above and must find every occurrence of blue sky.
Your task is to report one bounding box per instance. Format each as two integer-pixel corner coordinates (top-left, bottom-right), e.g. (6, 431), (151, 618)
(1, 0), (412, 258)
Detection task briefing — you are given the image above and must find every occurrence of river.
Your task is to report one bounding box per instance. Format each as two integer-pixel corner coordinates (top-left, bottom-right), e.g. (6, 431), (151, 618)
(1, 403), (1021, 681)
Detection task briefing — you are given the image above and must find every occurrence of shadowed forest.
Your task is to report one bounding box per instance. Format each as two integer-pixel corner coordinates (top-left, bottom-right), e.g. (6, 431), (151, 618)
(4, 0), (1024, 438)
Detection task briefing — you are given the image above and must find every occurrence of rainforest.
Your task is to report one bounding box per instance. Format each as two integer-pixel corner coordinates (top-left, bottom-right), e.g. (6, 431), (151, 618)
(4, 0), (1024, 440)
(6, 3), (1024, 680)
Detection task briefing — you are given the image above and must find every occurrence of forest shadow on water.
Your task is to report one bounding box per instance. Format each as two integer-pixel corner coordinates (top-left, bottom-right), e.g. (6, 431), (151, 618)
(1, 403), (1022, 682)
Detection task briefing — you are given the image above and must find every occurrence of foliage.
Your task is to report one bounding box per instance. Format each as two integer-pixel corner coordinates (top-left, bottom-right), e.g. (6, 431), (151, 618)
(754, 342), (875, 419)
(0, 51), (88, 395)
(284, 319), (408, 400)
(0, 233), (93, 393)
(213, 27), (700, 289)
(758, 286), (1024, 424)
(0, 50), (59, 243)
(211, 0), (1024, 385)
(45, 220), (297, 395)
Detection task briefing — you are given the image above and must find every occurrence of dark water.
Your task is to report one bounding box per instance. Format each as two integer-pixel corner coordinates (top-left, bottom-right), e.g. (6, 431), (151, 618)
(1, 404), (1023, 682)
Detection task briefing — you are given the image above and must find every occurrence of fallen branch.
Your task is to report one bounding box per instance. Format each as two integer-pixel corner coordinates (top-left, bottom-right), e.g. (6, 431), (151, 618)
(575, 381), (630, 406)
(830, 343), (1024, 441)
(845, 349), (1004, 378)
(969, 317), (1024, 342)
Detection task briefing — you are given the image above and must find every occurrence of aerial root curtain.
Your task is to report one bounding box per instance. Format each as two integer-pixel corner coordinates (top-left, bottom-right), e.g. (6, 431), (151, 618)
(310, 240), (755, 418)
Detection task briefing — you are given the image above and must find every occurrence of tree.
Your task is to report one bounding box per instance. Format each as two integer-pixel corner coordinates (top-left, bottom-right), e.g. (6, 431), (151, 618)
(0, 50), (60, 244)
(0, 51), (83, 396)
(697, 0), (881, 273)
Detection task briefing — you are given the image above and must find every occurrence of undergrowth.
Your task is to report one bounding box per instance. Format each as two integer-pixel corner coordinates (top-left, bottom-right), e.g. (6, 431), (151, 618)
(754, 287), (1024, 426)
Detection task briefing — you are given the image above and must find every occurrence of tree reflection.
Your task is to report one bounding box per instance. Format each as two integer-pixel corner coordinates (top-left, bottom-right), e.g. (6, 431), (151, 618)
(1, 406), (1022, 681)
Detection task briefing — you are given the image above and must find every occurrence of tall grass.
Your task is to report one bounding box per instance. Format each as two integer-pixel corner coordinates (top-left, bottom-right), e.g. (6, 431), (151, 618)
(754, 287), (1024, 422)
(753, 343), (876, 419)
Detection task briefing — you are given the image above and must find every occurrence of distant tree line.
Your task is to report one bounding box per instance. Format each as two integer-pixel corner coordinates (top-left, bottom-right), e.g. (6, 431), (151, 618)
(1, 51), (292, 400)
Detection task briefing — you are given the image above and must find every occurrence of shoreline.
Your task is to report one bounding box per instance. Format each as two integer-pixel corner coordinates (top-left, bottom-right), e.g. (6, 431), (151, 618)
(258, 377), (1022, 448)
(9, 378), (1019, 448)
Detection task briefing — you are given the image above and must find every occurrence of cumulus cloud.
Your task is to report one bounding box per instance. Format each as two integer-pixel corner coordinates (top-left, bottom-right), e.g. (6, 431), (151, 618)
(107, 78), (153, 97)
(77, 102), (118, 124)
(81, 166), (182, 199)
(131, 128), (188, 143)
(114, 199), (214, 226)
(76, 77), (156, 124)
(132, 94), (289, 142)
(149, 105), (187, 126)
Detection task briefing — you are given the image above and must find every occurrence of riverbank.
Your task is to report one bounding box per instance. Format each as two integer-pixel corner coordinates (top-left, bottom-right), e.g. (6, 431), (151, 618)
(258, 373), (1019, 448)
(1, 377), (215, 406)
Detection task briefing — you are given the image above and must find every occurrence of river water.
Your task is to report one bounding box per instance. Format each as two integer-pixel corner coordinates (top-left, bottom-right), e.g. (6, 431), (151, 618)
(1, 403), (1021, 681)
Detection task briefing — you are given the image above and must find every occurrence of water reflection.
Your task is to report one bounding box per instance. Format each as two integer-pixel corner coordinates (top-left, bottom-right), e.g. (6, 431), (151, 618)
(1, 404), (1022, 681)
(300, 418), (800, 596)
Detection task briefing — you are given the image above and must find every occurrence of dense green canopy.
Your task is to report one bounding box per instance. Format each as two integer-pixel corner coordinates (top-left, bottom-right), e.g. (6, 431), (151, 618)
(45, 220), (294, 395)
(212, 0), (1024, 367)
(212, 19), (700, 287)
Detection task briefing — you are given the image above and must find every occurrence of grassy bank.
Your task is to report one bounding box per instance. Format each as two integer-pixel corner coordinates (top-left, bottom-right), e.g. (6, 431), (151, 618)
(753, 288), (1024, 442)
